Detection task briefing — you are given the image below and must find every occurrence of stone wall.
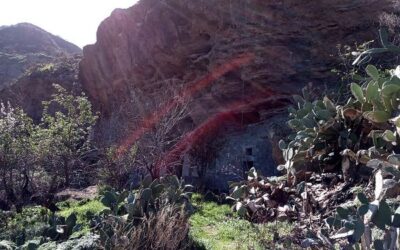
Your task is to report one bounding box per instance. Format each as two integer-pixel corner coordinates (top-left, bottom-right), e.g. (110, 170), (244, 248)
(183, 114), (289, 191)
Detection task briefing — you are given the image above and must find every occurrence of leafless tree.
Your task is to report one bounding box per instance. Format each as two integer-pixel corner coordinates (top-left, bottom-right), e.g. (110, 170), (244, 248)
(132, 80), (193, 178)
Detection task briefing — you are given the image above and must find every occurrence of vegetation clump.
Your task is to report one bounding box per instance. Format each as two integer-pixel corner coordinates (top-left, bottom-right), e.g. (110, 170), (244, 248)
(4, 23), (400, 250)
(228, 43), (400, 248)
(190, 194), (295, 250)
(0, 84), (97, 212)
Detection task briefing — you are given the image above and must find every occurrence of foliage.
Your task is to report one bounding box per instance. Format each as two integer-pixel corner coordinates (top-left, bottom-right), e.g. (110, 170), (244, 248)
(327, 193), (400, 249)
(190, 194), (295, 250)
(57, 199), (106, 235)
(353, 28), (400, 66)
(326, 151), (400, 248)
(227, 50), (400, 247)
(0, 205), (84, 247)
(277, 64), (400, 184)
(227, 168), (297, 222)
(98, 144), (139, 190)
(36, 233), (99, 250)
(40, 83), (98, 188)
(98, 175), (193, 219)
(1, 175), (194, 249)
(274, 61), (400, 248)
(37, 63), (55, 73)
(0, 206), (48, 245)
(0, 103), (36, 207)
(94, 175), (194, 249)
(42, 213), (81, 241)
(0, 84), (98, 208)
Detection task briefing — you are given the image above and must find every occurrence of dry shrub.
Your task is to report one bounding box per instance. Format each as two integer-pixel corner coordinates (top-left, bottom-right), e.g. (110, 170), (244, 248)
(97, 145), (142, 190)
(380, 12), (400, 33)
(380, 2), (400, 45)
(100, 205), (192, 250)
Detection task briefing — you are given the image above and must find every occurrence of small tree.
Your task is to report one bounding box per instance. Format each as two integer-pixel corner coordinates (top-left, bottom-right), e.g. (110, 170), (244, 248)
(99, 144), (139, 190)
(0, 84), (98, 208)
(135, 91), (191, 179)
(0, 103), (35, 205)
(39, 84), (98, 188)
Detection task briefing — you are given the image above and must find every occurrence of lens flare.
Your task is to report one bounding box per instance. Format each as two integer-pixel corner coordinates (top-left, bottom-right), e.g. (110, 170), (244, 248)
(116, 53), (255, 158)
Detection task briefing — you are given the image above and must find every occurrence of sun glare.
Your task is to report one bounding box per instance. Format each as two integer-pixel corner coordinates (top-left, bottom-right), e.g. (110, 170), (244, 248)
(0, 0), (137, 48)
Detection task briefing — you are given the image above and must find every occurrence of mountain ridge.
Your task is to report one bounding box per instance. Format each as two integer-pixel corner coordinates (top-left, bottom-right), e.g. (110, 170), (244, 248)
(0, 22), (82, 120)
(0, 22), (81, 55)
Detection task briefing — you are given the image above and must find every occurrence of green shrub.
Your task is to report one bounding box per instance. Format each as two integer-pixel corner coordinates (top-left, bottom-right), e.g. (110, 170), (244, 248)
(326, 192), (400, 249)
(276, 62), (400, 248)
(39, 84), (98, 188)
(0, 103), (36, 207)
(276, 64), (400, 184)
(0, 206), (47, 244)
(0, 84), (98, 208)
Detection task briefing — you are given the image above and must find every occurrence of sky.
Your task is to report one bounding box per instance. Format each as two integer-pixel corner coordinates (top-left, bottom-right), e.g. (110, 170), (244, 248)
(0, 0), (138, 48)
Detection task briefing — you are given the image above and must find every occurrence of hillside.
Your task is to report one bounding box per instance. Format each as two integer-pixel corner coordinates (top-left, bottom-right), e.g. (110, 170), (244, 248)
(0, 23), (81, 88)
(0, 23), (80, 55)
(0, 23), (82, 120)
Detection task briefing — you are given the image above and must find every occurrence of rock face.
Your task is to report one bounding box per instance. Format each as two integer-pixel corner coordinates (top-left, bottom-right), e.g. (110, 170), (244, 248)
(81, 0), (392, 130)
(80, 0), (394, 116)
(0, 23), (82, 120)
(79, 0), (395, 186)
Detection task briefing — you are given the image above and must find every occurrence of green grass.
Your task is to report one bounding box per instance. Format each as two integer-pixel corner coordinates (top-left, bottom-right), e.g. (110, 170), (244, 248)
(189, 194), (294, 250)
(57, 199), (106, 235)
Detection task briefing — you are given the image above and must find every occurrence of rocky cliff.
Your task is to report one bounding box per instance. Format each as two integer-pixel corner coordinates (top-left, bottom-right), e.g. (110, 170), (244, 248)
(80, 0), (394, 148)
(80, 0), (394, 134)
(0, 23), (82, 120)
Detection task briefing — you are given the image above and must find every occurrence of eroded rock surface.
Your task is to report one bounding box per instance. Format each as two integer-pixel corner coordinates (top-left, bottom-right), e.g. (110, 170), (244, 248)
(80, 0), (393, 142)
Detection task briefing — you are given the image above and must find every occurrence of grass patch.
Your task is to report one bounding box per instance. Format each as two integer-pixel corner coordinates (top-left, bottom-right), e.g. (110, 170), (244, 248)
(189, 194), (294, 250)
(57, 199), (106, 235)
